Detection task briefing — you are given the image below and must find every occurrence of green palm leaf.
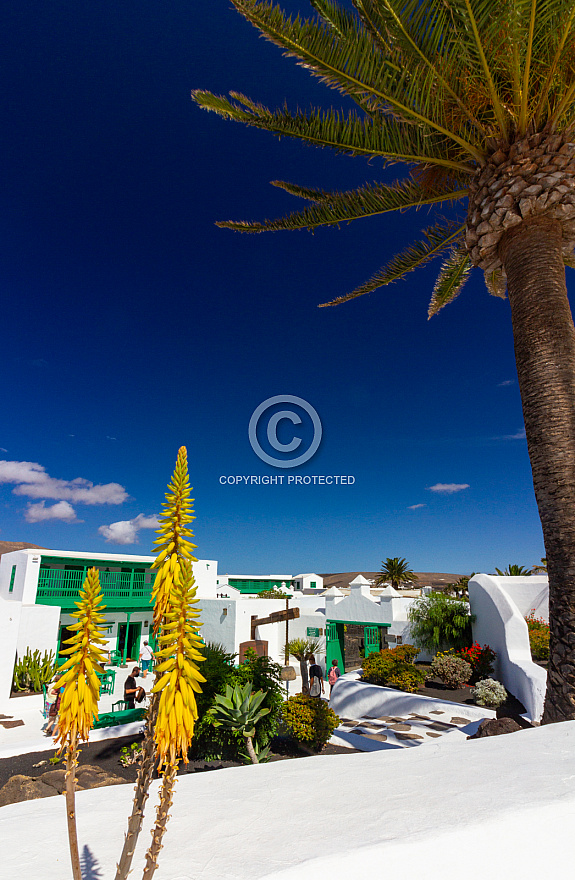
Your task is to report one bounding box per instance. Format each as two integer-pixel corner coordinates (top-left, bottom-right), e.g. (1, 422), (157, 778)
(428, 246), (472, 317)
(191, 93), (475, 172)
(216, 178), (468, 233)
(228, 0), (485, 160)
(319, 219), (466, 306)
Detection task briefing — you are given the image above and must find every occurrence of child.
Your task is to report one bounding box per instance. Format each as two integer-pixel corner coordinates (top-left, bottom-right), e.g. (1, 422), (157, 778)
(328, 659), (341, 695)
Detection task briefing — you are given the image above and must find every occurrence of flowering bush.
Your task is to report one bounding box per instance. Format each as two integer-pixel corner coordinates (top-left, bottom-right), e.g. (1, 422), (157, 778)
(281, 694), (340, 750)
(430, 654), (472, 689)
(361, 645), (426, 692)
(525, 613), (550, 661)
(473, 678), (508, 708)
(454, 643), (496, 683)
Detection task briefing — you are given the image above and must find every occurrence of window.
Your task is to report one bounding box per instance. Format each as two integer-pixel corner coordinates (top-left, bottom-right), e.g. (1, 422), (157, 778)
(8, 565), (16, 593)
(310, 581), (316, 589)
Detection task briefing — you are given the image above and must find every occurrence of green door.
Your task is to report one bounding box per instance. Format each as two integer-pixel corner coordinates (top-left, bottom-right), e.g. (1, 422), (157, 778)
(326, 621), (345, 673)
(364, 625), (380, 658)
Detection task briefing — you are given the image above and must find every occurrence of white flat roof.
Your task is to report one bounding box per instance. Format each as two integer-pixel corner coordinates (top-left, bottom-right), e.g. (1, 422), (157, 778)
(14, 548), (216, 566)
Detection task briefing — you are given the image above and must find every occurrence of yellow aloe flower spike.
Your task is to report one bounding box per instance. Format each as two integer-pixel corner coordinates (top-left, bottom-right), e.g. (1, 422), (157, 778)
(151, 557), (205, 768)
(150, 446), (197, 633)
(56, 567), (107, 749)
(54, 567), (107, 880)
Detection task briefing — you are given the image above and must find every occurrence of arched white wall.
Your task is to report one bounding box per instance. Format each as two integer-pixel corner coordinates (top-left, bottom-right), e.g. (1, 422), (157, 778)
(469, 574), (547, 722)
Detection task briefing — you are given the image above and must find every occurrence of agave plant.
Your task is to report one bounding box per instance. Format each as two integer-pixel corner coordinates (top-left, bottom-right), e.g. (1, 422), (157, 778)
(194, 0), (575, 723)
(209, 682), (271, 764)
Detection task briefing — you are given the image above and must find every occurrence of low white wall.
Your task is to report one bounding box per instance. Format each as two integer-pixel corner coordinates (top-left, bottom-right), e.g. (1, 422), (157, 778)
(329, 676), (494, 723)
(469, 574), (547, 722)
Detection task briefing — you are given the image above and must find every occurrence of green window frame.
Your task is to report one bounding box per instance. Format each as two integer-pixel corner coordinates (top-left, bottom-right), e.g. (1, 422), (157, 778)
(8, 565), (16, 593)
(310, 581), (316, 588)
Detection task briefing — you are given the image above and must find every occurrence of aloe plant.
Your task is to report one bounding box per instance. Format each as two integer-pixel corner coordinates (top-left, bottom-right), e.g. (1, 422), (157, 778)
(210, 682), (270, 764)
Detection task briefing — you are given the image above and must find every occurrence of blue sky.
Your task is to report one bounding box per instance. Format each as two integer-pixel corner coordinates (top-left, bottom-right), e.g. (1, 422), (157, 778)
(0, 1), (554, 575)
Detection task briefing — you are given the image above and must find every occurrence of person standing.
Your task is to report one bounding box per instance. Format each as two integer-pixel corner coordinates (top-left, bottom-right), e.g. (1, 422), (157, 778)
(308, 654), (324, 698)
(139, 640), (154, 678)
(328, 659), (341, 695)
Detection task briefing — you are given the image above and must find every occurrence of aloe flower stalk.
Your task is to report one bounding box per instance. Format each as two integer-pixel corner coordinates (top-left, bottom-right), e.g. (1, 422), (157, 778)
(150, 446), (197, 634)
(115, 446), (204, 880)
(55, 567), (107, 880)
(142, 557), (205, 879)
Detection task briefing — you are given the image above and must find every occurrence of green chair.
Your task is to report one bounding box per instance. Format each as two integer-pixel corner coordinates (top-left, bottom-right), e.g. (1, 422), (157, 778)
(108, 650), (122, 666)
(101, 669), (116, 695)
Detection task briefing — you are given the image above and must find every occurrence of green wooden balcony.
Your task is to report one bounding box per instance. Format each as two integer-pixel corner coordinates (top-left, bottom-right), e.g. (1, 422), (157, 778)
(36, 567), (154, 611)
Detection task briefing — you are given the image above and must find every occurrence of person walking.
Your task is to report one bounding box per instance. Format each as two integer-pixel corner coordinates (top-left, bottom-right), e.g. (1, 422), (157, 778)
(139, 640), (154, 678)
(308, 654), (324, 698)
(44, 674), (63, 737)
(328, 659), (341, 695)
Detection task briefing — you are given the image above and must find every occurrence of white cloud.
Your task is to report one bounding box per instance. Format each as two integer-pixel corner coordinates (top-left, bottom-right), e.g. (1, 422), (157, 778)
(98, 513), (159, 545)
(501, 429), (526, 440)
(0, 447), (7, 453)
(427, 483), (470, 494)
(408, 503), (426, 510)
(25, 501), (80, 523)
(0, 459), (128, 505)
(497, 380), (514, 387)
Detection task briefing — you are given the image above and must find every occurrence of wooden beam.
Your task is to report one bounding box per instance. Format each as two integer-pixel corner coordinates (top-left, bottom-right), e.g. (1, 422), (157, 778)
(251, 607), (300, 640)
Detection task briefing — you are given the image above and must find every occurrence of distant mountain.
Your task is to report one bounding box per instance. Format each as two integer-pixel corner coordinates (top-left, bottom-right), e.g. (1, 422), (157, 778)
(0, 541), (46, 558)
(319, 571), (465, 591)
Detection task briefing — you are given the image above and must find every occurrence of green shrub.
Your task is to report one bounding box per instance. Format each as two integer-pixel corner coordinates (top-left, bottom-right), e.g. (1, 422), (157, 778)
(191, 646), (283, 761)
(407, 593), (474, 652)
(281, 694), (340, 751)
(430, 654), (472, 688)
(12, 648), (56, 693)
(453, 643), (496, 682)
(525, 614), (549, 661)
(473, 678), (508, 708)
(361, 645), (426, 693)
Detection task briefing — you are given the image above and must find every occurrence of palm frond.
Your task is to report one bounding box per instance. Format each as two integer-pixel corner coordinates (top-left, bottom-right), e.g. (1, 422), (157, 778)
(229, 0), (485, 161)
(428, 246), (472, 317)
(216, 178), (468, 233)
(319, 220), (466, 306)
(191, 92), (475, 172)
(354, 0), (489, 139)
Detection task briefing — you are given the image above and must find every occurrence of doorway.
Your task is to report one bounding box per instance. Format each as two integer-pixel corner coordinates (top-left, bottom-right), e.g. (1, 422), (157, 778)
(117, 622), (142, 664)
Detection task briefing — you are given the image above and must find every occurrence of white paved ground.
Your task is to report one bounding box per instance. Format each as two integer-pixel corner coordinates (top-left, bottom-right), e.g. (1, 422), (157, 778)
(0, 667), (150, 758)
(1, 719), (573, 880)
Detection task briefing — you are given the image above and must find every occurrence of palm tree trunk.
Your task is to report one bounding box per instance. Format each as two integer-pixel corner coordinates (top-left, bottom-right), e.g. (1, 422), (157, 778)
(500, 217), (575, 723)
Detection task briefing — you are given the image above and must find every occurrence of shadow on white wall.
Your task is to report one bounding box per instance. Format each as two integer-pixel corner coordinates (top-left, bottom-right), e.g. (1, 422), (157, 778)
(469, 575), (547, 722)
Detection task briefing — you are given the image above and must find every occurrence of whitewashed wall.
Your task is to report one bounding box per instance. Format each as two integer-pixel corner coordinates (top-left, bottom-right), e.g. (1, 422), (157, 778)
(16, 605), (61, 659)
(0, 596), (23, 711)
(469, 574), (547, 722)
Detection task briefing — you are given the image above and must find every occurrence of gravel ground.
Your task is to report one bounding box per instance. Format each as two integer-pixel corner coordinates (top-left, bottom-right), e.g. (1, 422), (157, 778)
(0, 734), (358, 792)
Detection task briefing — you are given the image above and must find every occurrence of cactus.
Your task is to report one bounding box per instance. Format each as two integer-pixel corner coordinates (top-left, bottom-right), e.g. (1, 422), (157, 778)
(12, 648), (56, 693)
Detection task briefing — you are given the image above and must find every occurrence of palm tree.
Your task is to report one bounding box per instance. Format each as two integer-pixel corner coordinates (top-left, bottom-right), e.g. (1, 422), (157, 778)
(532, 557), (548, 574)
(193, 0), (575, 724)
(375, 557), (418, 590)
(495, 564), (532, 576)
